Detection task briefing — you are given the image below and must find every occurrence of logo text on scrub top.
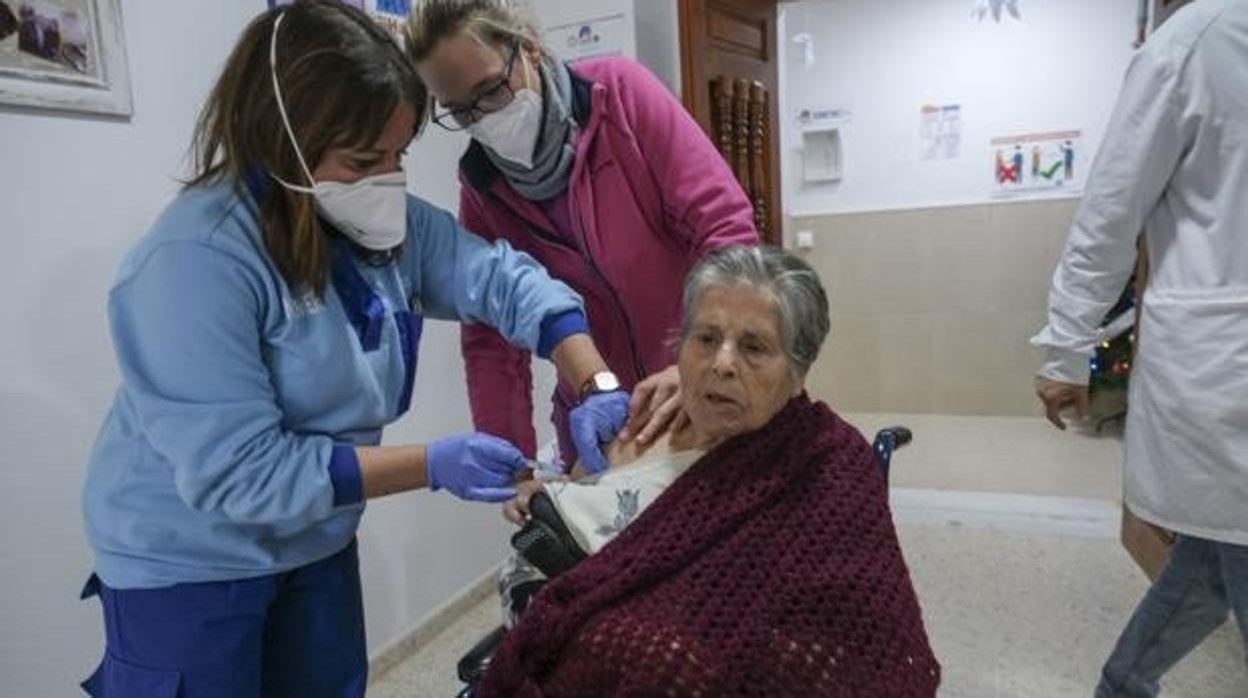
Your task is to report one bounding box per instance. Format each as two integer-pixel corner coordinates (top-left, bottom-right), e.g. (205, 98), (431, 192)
(284, 290), (327, 319)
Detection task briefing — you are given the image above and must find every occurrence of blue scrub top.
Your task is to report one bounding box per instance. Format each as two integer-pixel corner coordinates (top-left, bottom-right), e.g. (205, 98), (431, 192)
(83, 180), (585, 589)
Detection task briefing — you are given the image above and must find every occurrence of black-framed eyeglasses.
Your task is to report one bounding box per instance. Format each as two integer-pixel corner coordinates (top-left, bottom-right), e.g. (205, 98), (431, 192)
(431, 42), (522, 131)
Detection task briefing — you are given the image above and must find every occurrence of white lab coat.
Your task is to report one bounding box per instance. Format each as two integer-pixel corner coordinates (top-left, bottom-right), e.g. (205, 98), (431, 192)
(1033, 0), (1248, 545)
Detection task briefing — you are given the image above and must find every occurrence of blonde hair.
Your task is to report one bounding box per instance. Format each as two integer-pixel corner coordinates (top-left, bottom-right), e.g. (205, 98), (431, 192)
(406, 0), (545, 62)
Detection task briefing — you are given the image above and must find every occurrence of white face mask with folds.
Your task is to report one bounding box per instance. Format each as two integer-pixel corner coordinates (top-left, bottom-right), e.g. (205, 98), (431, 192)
(467, 53), (543, 169)
(267, 12), (408, 252)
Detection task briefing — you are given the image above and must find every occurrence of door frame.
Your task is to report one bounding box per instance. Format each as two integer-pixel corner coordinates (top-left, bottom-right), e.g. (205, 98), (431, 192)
(677, 0), (784, 244)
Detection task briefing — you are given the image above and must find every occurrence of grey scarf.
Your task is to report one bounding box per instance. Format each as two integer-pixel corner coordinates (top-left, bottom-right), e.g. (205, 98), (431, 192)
(484, 58), (578, 201)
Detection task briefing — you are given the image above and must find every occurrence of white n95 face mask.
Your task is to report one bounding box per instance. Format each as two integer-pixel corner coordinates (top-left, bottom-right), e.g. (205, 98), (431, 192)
(467, 56), (543, 168)
(267, 12), (408, 251)
(273, 171), (409, 251)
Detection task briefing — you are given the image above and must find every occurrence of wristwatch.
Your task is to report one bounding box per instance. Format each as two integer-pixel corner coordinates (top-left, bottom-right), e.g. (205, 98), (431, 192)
(579, 371), (621, 400)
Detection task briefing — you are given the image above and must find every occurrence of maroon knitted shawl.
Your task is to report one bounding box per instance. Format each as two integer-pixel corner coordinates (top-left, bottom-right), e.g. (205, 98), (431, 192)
(479, 395), (939, 697)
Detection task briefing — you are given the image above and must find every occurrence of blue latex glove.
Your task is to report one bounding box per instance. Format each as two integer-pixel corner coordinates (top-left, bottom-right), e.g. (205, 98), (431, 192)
(426, 433), (526, 503)
(569, 390), (630, 474)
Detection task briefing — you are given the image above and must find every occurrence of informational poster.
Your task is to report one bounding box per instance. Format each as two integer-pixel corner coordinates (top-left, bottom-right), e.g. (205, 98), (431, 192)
(991, 129), (1082, 197)
(919, 103), (962, 161)
(369, 0), (410, 47)
(543, 13), (630, 62)
(267, 0), (409, 46)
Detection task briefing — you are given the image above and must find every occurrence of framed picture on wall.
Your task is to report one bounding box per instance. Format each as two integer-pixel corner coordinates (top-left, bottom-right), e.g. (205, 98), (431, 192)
(0, 0), (132, 116)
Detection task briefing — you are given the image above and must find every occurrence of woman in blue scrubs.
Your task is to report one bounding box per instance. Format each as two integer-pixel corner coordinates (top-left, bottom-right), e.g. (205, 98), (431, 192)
(79, 2), (628, 695)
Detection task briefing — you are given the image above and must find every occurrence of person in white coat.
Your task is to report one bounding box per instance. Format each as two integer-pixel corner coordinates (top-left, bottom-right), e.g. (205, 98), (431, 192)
(1031, 1), (1248, 695)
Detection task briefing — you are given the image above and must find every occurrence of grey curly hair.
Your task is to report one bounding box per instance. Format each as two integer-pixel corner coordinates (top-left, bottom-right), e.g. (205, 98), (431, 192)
(680, 245), (831, 378)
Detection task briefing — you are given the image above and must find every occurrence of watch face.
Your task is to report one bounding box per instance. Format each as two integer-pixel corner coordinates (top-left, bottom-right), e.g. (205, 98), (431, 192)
(595, 372), (621, 393)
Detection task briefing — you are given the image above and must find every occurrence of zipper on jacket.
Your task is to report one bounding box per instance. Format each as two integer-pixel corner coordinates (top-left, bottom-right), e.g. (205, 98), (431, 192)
(580, 248), (646, 384)
(485, 189), (647, 385)
(566, 192), (647, 384)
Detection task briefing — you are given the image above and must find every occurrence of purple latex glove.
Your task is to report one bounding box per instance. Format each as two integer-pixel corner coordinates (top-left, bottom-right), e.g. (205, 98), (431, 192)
(569, 390), (630, 474)
(427, 433), (526, 502)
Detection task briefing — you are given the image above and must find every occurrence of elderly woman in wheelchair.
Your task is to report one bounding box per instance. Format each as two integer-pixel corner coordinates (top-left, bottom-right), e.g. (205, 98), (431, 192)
(465, 245), (939, 697)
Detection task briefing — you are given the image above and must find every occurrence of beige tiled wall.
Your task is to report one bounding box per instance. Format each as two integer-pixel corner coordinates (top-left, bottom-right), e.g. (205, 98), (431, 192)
(792, 199), (1079, 416)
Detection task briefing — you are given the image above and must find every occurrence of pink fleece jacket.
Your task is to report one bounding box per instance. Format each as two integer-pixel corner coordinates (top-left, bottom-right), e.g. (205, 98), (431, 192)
(457, 56), (759, 462)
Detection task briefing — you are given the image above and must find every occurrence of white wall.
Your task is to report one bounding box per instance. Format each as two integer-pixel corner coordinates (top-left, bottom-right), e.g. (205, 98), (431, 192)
(529, 0), (637, 58)
(779, 0), (1139, 217)
(528, 0), (682, 95)
(634, 0), (682, 95)
(0, 1), (561, 695)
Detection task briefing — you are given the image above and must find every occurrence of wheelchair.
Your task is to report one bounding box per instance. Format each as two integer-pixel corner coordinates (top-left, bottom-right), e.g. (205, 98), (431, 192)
(454, 426), (913, 697)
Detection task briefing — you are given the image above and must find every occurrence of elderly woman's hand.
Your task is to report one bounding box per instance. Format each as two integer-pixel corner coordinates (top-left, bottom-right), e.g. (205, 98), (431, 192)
(503, 479), (551, 526)
(619, 365), (690, 445)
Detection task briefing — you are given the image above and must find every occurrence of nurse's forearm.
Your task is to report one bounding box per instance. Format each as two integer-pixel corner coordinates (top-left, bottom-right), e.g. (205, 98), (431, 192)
(356, 445), (428, 499)
(550, 333), (610, 392)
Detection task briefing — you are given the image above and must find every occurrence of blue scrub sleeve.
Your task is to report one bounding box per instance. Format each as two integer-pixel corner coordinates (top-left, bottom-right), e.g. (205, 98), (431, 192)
(405, 199), (584, 353)
(329, 444), (363, 507)
(537, 310), (590, 359)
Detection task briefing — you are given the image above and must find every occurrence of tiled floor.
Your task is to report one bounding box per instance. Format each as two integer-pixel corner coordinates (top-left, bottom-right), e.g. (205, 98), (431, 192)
(901, 524), (1245, 697)
(367, 414), (1246, 697)
(368, 593), (499, 697)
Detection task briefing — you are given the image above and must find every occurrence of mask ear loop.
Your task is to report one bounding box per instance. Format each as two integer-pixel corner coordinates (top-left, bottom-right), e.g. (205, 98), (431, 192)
(269, 12), (317, 193)
(518, 42), (542, 94)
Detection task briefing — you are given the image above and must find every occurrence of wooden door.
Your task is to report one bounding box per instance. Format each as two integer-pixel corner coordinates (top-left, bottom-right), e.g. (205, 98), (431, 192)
(679, 0), (782, 245)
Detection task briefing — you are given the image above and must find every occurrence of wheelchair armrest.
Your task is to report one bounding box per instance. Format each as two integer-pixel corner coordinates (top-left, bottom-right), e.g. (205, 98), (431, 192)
(459, 494), (588, 688)
(879, 426), (913, 449)
(455, 579), (544, 688)
(457, 624), (507, 684)
(510, 491), (588, 578)
(872, 426), (913, 483)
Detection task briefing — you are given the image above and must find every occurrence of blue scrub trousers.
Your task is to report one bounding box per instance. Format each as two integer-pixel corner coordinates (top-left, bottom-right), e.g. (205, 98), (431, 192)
(81, 540), (367, 697)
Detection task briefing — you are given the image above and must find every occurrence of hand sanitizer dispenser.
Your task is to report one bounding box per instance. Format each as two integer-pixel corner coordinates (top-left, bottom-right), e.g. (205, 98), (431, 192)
(801, 125), (843, 184)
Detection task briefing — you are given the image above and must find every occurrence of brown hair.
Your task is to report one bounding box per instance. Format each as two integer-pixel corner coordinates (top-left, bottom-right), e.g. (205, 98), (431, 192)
(188, 0), (425, 295)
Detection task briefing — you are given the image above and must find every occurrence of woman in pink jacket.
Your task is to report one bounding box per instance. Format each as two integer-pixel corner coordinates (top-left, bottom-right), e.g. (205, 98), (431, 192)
(407, 1), (758, 473)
